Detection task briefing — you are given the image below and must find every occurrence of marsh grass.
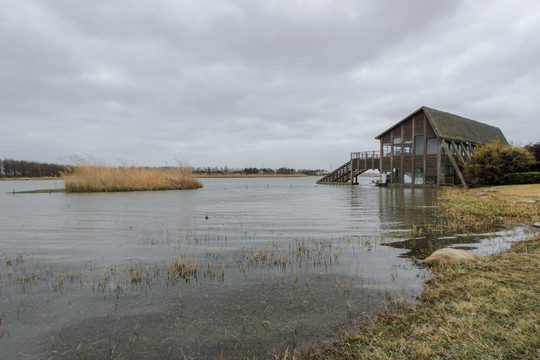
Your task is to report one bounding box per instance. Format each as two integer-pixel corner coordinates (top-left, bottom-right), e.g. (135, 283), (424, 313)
(62, 158), (202, 192)
(1, 234), (348, 298)
(306, 236), (540, 359)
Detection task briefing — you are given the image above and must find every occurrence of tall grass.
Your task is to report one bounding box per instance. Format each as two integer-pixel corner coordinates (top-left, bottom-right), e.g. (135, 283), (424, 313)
(62, 158), (202, 192)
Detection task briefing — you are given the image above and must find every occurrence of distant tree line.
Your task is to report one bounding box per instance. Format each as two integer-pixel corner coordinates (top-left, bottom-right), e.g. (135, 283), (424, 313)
(0, 160), (327, 178)
(193, 166), (326, 176)
(0, 158), (66, 178)
(193, 166), (240, 174)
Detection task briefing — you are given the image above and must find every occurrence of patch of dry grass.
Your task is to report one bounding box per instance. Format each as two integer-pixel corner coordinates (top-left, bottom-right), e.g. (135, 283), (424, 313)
(306, 237), (540, 360)
(440, 186), (539, 225)
(479, 183), (540, 201)
(63, 159), (202, 192)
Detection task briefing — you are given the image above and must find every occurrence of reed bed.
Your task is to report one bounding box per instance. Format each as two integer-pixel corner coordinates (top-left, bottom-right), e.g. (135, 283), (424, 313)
(62, 159), (202, 192)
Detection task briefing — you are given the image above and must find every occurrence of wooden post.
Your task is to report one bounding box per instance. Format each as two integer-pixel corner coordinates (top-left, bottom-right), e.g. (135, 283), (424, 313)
(423, 116), (427, 184)
(451, 141), (466, 165)
(437, 139), (441, 185)
(350, 153), (354, 185)
(380, 141), (383, 174)
(390, 129), (394, 183)
(442, 141), (468, 188)
(400, 123), (404, 183)
(411, 115), (415, 184)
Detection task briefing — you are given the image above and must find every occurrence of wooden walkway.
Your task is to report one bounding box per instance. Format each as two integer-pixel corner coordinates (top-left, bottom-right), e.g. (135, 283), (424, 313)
(317, 151), (380, 185)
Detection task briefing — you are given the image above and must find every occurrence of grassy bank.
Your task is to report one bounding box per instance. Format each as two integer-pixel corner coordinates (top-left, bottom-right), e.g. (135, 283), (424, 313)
(304, 184), (539, 359)
(440, 184), (539, 225)
(307, 236), (539, 359)
(63, 164), (202, 192)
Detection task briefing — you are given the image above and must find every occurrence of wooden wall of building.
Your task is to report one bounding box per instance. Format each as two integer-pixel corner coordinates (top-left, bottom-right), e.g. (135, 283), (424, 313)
(379, 111), (441, 185)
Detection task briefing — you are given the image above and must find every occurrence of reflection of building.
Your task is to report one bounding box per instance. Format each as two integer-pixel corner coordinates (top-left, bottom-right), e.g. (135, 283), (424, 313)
(318, 106), (508, 186)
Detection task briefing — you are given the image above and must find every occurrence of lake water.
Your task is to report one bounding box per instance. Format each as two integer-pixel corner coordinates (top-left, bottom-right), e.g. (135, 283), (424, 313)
(0, 177), (533, 359)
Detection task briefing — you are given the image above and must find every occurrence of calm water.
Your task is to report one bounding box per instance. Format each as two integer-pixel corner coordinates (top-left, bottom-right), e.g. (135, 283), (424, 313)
(0, 177), (532, 359)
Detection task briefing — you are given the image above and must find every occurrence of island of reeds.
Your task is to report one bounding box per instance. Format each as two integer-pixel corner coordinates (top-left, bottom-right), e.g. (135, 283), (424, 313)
(63, 160), (202, 192)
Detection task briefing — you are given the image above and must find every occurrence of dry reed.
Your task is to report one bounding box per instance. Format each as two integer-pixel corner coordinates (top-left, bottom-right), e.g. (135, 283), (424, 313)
(62, 158), (202, 192)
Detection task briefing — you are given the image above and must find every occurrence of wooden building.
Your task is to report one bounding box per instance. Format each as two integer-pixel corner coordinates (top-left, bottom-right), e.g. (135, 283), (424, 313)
(317, 106), (508, 186)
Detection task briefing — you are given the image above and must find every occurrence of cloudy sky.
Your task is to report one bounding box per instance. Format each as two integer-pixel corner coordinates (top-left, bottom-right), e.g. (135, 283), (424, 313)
(1, 0), (539, 170)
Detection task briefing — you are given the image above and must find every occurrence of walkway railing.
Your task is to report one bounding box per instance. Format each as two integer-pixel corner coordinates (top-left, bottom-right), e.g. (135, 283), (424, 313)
(351, 151), (379, 160)
(317, 150), (380, 185)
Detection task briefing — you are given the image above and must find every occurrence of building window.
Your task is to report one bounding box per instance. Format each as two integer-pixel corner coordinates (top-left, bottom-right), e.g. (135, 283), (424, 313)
(414, 168), (423, 184)
(403, 140), (412, 155)
(393, 137), (401, 156)
(415, 135), (424, 155)
(383, 143), (391, 157)
(404, 171), (412, 184)
(440, 165), (455, 185)
(427, 138), (438, 155)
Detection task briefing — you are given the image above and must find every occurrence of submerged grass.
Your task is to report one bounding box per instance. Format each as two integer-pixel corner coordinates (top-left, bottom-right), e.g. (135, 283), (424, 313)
(306, 236), (540, 359)
(62, 159), (202, 192)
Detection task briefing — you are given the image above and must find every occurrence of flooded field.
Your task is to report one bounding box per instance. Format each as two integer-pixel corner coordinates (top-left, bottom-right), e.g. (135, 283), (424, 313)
(0, 177), (533, 359)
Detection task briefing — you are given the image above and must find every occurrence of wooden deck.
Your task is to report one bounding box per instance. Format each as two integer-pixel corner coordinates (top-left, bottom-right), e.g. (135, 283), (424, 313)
(317, 151), (380, 185)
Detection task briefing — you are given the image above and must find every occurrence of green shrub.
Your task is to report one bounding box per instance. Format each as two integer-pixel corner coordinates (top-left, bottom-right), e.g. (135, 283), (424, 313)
(464, 140), (536, 186)
(502, 172), (540, 185)
(525, 142), (540, 171)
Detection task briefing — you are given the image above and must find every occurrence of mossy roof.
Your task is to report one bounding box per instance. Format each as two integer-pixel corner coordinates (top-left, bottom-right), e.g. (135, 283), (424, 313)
(376, 106), (509, 146)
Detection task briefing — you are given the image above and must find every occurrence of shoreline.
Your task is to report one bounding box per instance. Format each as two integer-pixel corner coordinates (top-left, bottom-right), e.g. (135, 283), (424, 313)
(304, 184), (540, 359)
(0, 176), (61, 181)
(307, 236), (539, 359)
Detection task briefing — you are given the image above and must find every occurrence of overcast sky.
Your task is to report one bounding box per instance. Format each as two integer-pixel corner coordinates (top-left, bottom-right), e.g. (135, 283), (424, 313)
(1, 0), (539, 170)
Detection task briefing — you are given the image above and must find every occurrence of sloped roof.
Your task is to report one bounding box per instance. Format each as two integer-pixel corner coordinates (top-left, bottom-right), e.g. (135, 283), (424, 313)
(376, 106), (509, 146)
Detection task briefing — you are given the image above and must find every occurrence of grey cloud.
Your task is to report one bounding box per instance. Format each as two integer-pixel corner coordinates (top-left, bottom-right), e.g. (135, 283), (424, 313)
(0, 0), (539, 169)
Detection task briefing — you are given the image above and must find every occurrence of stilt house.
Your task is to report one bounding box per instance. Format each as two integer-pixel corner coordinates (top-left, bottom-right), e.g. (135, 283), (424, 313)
(317, 106), (508, 186)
